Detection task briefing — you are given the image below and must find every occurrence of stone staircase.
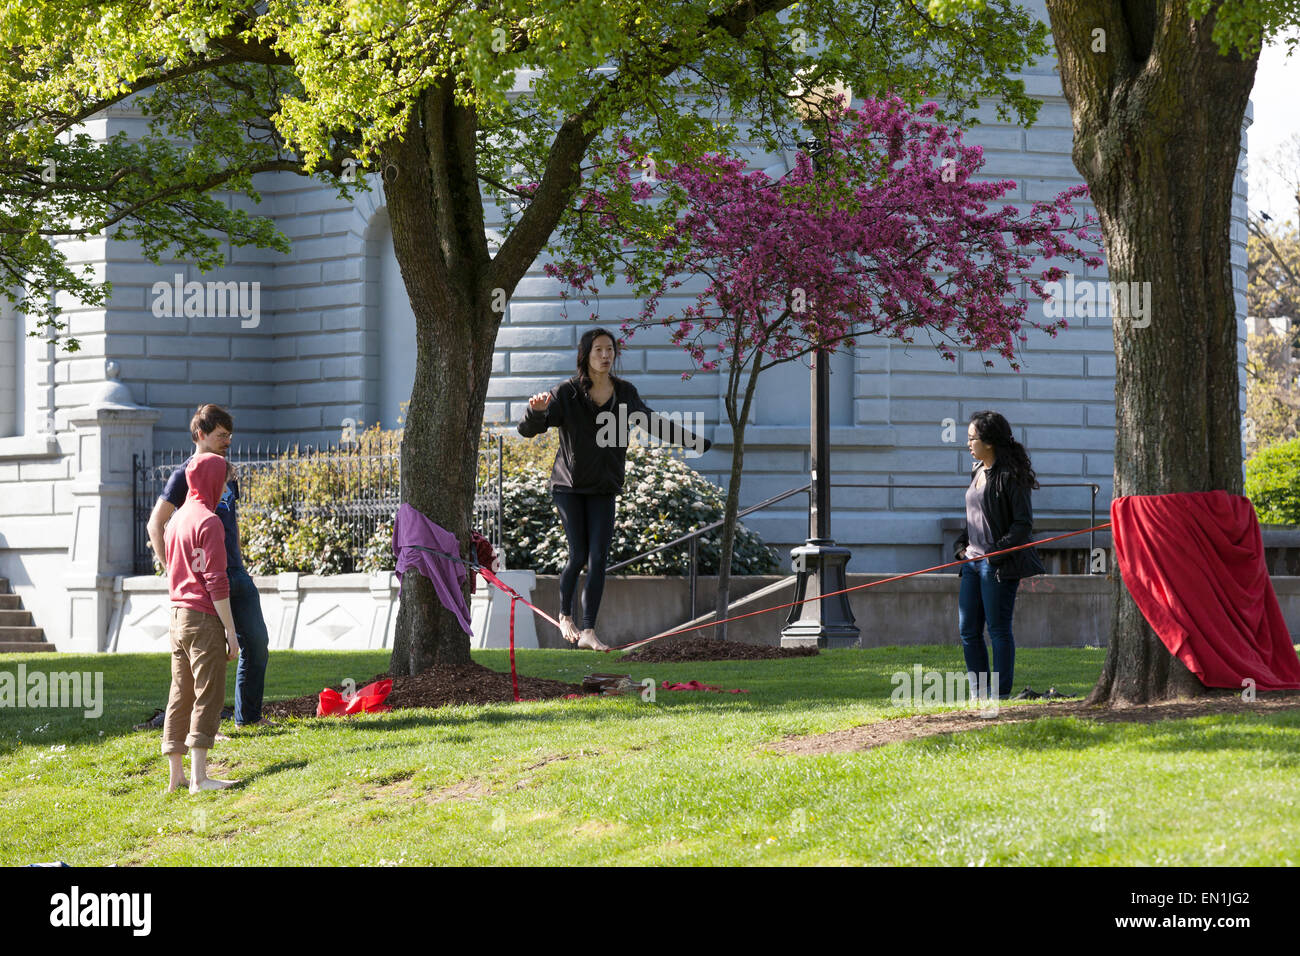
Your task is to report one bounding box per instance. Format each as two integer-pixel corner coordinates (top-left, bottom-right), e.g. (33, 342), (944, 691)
(0, 578), (53, 653)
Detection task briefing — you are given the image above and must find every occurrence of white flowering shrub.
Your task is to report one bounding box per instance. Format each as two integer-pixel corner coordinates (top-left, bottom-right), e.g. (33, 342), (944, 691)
(360, 519), (395, 573)
(242, 507), (355, 575)
(502, 441), (779, 575)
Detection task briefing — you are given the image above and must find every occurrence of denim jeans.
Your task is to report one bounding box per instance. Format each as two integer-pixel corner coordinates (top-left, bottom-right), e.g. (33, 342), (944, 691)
(228, 567), (270, 724)
(958, 558), (1020, 699)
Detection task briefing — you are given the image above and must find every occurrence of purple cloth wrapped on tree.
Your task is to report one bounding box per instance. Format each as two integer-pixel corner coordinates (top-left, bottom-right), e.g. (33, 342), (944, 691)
(392, 503), (473, 635)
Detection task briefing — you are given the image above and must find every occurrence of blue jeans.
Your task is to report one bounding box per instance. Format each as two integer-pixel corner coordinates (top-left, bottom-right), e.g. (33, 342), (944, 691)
(228, 568), (270, 724)
(958, 558), (1019, 699)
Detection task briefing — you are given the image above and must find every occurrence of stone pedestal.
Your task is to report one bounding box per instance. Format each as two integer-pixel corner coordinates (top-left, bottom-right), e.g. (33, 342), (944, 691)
(781, 541), (860, 649)
(63, 373), (159, 652)
(473, 570), (539, 650)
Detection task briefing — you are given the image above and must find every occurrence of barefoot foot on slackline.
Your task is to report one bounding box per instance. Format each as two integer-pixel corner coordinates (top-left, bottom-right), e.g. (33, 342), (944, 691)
(559, 614), (580, 644)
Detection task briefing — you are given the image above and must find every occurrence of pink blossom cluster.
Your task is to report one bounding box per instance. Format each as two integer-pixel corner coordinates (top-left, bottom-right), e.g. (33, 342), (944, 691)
(548, 96), (1103, 375)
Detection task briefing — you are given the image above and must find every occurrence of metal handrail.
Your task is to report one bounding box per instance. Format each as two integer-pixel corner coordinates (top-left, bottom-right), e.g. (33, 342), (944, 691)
(832, 481), (1101, 556)
(606, 479), (1103, 619)
(606, 483), (811, 618)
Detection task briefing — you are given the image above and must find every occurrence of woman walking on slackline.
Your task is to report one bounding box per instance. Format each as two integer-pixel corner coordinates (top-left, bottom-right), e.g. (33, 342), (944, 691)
(953, 410), (1046, 699)
(518, 328), (710, 650)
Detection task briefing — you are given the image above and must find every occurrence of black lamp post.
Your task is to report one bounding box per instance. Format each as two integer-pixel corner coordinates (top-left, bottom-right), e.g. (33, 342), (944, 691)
(780, 345), (859, 648)
(779, 114), (859, 649)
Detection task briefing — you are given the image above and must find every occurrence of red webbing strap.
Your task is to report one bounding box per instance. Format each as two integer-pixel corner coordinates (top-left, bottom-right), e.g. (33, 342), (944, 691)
(508, 594), (520, 702)
(477, 566), (564, 633)
(469, 524), (1113, 657)
(611, 522), (1114, 651)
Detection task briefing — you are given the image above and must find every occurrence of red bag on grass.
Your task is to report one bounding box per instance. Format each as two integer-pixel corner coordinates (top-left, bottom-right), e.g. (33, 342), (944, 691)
(317, 679), (394, 717)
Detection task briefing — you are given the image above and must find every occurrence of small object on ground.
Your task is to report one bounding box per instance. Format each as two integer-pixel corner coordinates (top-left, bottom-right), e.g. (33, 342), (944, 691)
(582, 673), (635, 695)
(1041, 686), (1077, 700)
(1011, 687), (1043, 700)
(660, 679), (750, 694)
(133, 708), (166, 731)
(622, 636), (819, 663)
(317, 679), (392, 717)
(264, 661), (581, 716)
(26, 862), (70, 867)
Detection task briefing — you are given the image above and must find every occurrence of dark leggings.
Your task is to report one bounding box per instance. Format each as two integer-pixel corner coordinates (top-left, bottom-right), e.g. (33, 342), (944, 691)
(552, 490), (617, 630)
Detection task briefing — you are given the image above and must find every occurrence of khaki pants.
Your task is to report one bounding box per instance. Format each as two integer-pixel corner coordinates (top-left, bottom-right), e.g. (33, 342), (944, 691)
(161, 608), (228, 755)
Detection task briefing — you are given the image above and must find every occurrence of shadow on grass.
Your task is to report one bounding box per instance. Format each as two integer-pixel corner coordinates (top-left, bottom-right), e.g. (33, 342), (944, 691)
(228, 757), (311, 787)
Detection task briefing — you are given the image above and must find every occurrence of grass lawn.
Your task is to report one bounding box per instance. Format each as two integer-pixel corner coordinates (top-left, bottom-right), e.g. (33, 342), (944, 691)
(1, 646), (1297, 866)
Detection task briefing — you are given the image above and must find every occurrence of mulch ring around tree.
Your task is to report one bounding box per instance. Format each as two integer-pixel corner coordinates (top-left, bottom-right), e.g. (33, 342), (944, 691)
(619, 636), (820, 663)
(768, 691), (1300, 756)
(263, 661), (582, 718)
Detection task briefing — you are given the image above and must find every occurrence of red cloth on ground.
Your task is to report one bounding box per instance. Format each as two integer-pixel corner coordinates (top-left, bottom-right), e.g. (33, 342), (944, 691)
(317, 679), (393, 716)
(660, 680), (750, 694)
(1110, 491), (1300, 691)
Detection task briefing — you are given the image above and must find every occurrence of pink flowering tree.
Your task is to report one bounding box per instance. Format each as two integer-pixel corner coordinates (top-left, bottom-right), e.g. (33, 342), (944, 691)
(551, 96), (1103, 635)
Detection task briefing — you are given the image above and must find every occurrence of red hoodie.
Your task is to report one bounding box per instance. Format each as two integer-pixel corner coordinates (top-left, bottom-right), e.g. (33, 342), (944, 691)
(166, 453), (230, 616)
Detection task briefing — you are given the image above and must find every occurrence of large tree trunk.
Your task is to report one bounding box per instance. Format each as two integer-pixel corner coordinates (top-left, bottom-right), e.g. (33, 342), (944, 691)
(1046, 3), (1257, 705)
(381, 82), (598, 677)
(383, 87), (498, 676)
(388, 292), (496, 675)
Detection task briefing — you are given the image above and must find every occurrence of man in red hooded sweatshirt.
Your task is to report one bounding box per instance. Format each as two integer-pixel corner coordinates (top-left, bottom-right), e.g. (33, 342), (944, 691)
(163, 452), (241, 794)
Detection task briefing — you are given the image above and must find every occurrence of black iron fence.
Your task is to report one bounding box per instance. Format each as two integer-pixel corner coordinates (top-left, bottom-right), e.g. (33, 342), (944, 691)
(132, 434), (504, 575)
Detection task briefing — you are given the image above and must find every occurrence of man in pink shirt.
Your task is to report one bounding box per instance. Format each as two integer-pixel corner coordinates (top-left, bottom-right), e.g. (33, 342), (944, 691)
(162, 452), (241, 794)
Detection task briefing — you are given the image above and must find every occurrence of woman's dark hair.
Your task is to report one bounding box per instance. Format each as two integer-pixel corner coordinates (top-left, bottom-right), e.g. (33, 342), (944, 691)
(576, 327), (620, 405)
(969, 410), (1039, 489)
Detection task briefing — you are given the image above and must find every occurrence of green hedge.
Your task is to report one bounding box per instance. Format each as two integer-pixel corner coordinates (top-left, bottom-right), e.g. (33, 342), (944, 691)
(1245, 436), (1300, 526)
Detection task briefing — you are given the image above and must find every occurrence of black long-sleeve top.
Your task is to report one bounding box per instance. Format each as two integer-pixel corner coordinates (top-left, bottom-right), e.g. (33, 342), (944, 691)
(953, 457), (1046, 581)
(517, 377), (710, 494)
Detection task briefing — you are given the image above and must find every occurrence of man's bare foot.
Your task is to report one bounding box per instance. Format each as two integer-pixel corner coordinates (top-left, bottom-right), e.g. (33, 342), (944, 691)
(558, 614), (580, 644)
(165, 753), (187, 793)
(577, 629), (608, 651)
(189, 777), (239, 793)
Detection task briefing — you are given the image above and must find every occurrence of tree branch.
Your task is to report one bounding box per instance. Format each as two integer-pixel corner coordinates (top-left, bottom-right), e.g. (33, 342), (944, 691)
(0, 157), (342, 237)
(491, 0), (794, 292)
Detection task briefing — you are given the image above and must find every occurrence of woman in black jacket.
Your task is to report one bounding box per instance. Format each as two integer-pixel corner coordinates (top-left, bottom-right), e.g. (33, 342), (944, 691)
(954, 411), (1045, 699)
(518, 328), (710, 650)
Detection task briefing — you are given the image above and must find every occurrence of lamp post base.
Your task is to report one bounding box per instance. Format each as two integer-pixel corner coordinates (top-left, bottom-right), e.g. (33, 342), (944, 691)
(780, 540), (860, 649)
